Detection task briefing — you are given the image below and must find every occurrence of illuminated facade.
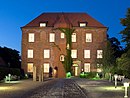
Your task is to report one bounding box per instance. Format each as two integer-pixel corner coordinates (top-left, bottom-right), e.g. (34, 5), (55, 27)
(21, 13), (107, 81)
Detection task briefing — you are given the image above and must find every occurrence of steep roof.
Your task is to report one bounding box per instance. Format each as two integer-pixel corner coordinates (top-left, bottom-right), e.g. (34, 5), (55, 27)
(23, 12), (106, 28)
(54, 13), (72, 28)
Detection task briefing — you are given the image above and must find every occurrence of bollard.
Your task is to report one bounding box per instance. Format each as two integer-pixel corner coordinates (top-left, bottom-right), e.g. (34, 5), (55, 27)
(114, 74), (118, 88)
(8, 74), (11, 83)
(124, 82), (129, 98)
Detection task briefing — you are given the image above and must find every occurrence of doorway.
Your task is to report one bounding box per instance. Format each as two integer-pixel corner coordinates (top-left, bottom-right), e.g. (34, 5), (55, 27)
(75, 67), (78, 76)
(72, 63), (79, 76)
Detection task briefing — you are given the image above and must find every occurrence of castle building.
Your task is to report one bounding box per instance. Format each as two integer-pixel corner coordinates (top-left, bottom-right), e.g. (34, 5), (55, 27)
(21, 13), (107, 81)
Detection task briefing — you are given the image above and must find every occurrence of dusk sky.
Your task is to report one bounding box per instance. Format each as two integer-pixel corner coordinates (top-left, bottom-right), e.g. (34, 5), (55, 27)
(0, 0), (130, 53)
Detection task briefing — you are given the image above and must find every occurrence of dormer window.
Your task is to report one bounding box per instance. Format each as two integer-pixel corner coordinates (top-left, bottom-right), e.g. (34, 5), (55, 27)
(40, 22), (47, 27)
(79, 22), (87, 27)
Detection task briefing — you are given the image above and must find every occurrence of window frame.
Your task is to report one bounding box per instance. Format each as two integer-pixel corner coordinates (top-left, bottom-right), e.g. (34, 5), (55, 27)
(84, 63), (90, 72)
(61, 33), (65, 38)
(44, 49), (50, 58)
(97, 50), (103, 58)
(28, 33), (34, 42)
(49, 33), (55, 42)
(27, 63), (33, 72)
(71, 49), (77, 58)
(79, 23), (87, 27)
(86, 33), (92, 42)
(43, 63), (50, 73)
(84, 50), (90, 58)
(27, 49), (33, 58)
(72, 33), (76, 42)
(60, 55), (65, 61)
(97, 63), (102, 72)
(40, 22), (47, 27)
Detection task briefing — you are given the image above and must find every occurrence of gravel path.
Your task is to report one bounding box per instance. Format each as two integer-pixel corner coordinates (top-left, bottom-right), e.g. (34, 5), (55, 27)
(22, 79), (88, 98)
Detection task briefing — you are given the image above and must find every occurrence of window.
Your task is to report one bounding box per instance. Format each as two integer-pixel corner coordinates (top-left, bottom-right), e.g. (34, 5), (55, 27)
(49, 33), (55, 42)
(97, 50), (103, 58)
(44, 63), (49, 73)
(40, 23), (46, 27)
(61, 33), (65, 38)
(84, 50), (90, 58)
(86, 33), (92, 42)
(72, 33), (76, 42)
(28, 33), (34, 42)
(84, 63), (90, 72)
(60, 55), (65, 61)
(27, 63), (33, 72)
(97, 64), (102, 72)
(80, 23), (87, 27)
(27, 49), (33, 58)
(71, 50), (77, 58)
(44, 49), (50, 58)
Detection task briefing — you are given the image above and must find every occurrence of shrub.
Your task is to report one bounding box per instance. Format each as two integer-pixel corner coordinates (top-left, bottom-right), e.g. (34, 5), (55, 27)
(0, 67), (21, 80)
(66, 72), (71, 78)
(86, 72), (97, 79)
(80, 72), (88, 78)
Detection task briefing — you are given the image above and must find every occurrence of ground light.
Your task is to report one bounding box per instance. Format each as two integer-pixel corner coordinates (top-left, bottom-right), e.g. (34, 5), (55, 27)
(66, 72), (71, 78)
(0, 86), (21, 91)
(97, 86), (124, 91)
(0, 81), (21, 91)
(124, 82), (129, 98)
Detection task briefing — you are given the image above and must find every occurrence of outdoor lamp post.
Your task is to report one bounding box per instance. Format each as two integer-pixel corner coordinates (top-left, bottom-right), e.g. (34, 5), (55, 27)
(114, 74), (118, 88)
(124, 82), (129, 98)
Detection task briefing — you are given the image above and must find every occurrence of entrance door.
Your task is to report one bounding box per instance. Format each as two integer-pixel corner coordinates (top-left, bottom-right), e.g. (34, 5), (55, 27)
(75, 67), (78, 76)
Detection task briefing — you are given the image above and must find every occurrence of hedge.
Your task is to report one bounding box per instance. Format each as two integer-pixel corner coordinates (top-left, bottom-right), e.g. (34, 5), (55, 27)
(0, 67), (21, 80)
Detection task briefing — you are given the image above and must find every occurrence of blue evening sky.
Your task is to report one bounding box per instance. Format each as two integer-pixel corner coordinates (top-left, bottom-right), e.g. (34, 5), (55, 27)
(0, 0), (130, 53)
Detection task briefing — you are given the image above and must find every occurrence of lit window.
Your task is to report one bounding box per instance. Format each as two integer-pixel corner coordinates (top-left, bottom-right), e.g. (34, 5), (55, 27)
(40, 23), (46, 27)
(61, 33), (65, 38)
(49, 33), (55, 42)
(80, 23), (87, 27)
(44, 63), (49, 73)
(97, 50), (103, 58)
(71, 50), (77, 58)
(27, 63), (33, 72)
(97, 64), (102, 72)
(27, 49), (33, 58)
(84, 50), (90, 58)
(28, 33), (34, 42)
(86, 33), (92, 42)
(60, 55), (65, 61)
(72, 33), (76, 42)
(84, 63), (90, 72)
(44, 49), (50, 58)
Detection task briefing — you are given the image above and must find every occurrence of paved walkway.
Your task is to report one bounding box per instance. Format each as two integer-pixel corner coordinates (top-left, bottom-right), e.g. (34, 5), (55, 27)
(74, 78), (129, 98)
(23, 79), (87, 98)
(0, 79), (46, 98)
(0, 78), (129, 98)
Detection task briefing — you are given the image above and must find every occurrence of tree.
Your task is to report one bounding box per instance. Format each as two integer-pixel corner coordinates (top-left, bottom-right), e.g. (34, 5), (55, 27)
(96, 40), (116, 78)
(0, 47), (21, 68)
(120, 8), (130, 49)
(116, 8), (130, 78)
(108, 37), (124, 58)
(116, 49), (130, 78)
(59, 28), (75, 73)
